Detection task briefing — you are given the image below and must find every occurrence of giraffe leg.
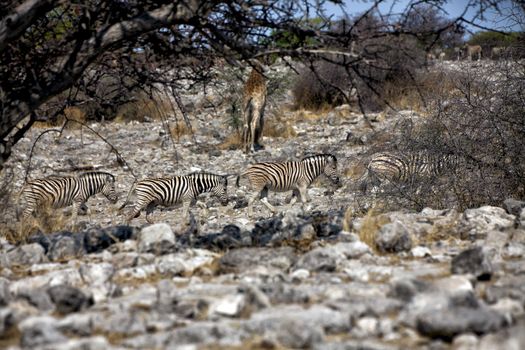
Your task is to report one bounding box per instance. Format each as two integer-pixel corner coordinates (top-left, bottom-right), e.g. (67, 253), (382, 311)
(253, 104), (265, 150)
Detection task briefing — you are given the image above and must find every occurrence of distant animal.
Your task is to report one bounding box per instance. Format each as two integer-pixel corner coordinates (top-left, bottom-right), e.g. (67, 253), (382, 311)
(491, 46), (505, 60)
(18, 171), (118, 222)
(426, 52), (436, 65)
(463, 44), (482, 61)
(119, 172), (228, 223)
(359, 151), (461, 192)
(236, 154), (339, 217)
(438, 52), (446, 61)
(242, 62), (267, 154)
(454, 47), (462, 61)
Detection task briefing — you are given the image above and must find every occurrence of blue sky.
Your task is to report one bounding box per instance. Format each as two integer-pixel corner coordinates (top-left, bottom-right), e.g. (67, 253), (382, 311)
(323, 0), (523, 33)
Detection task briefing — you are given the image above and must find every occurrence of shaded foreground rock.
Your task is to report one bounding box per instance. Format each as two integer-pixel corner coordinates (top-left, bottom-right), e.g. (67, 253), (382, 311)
(451, 246), (493, 280)
(26, 225), (136, 261)
(375, 220), (412, 253)
(416, 305), (507, 341)
(47, 285), (93, 314)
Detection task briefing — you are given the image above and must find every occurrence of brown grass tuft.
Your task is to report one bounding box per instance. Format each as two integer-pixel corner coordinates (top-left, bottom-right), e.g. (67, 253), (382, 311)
(356, 209), (391, 252)
(34, 106), (88, 129)
(169, 121), (193, 140)
(114, 96), (175, 123)
(343, 161), (367, 181)
(218, 132), (242, 150)
(263, 118), (297, 139)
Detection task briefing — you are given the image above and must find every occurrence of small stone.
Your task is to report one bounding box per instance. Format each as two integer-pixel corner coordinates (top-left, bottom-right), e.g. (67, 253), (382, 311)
(375, 220), (412, 253)
(411, 246), (432, 258)
(211, 294), (246, 317)
(46, 336), (110, 350)
(155, 254), (187, 276)
(290, 269), (310, 281)
(19, 315), (67, 348)
(503, 198), (525, 217)
(138, 223), (176, 254)
(355, 316), (379, 337)
(0, 308), (14, 337)
(459, 206), (515, 240)
(6, 243), (48, 266)
(47, 235), (85, 261)
(451, 247), (493, 280)
(16, 288), (54, 311)
(452, 333), (479, 350)
(489, 298), (524, 323)
(0, 277), (11, 306)
(416, 306), (507, 340)
(47, 285), (93, 314)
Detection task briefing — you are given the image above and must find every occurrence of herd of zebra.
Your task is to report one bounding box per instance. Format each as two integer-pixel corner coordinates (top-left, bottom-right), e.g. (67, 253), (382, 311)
(16, 151), (462, 226)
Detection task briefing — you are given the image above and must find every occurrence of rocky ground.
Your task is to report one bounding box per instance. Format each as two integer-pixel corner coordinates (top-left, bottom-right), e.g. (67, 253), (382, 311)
(0, 61), (524, 349)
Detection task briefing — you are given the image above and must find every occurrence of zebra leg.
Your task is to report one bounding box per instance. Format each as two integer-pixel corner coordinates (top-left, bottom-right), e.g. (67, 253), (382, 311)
(260, 197), (277, 215)
(71, 201), (81, 229)
(297, 185), (309, 203)
(182, 200), (192, 223)
(125, 206), (141, 224)
(144, 202), (159, 224)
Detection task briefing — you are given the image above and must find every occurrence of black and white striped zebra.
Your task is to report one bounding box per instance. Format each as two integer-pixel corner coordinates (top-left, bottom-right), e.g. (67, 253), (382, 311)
(18, 171), (118, 222)
(360, 151), (460, 192)
(119, 172), (229, 223)
(236, 154), (339, 216)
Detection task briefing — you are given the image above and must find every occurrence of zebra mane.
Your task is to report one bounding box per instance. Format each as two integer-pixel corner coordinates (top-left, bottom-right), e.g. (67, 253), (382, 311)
(301, 154), (337, 163)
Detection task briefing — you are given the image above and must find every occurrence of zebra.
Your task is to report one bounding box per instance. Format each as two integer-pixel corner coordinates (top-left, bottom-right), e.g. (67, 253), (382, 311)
(359, 151), (460, 192)
(18, 171), (118, 222)
(236, 154), (339, 217)
(119, 172), (229, 223)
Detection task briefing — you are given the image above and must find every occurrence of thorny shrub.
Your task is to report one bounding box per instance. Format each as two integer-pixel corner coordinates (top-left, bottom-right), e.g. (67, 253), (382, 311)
(292, 35), (425, 112)
(359, 61), (525, 211)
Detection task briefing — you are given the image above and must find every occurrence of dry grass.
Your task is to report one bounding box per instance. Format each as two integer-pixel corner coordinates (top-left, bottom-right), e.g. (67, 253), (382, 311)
(383, 71), (460, 113)
(218, 116), (297, 150)
(218, 132), (242, 150)
(169, 121), (193, 140)
(263, 117), (297, 138)
(34, 106), (88, 129)
(355, 208), (391, 252)
(291, 109), (328, 122)
(114, 96), (175, 123)
(6, 204), (71, 244)
(343, 161), (367, 182)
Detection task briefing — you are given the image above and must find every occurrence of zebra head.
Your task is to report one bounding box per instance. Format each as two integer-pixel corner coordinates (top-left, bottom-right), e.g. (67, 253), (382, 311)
(322, 154), (339, 185)
(212, 175), (229, 206)
(101, 174), (118, 203)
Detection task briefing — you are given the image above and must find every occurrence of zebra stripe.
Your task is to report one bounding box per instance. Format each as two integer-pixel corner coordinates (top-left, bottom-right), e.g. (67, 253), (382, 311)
(18, 171), (118, 221)
(121, 172), (228, 223)
(363, 151), (459, 189)
(237, 154), (339, 216)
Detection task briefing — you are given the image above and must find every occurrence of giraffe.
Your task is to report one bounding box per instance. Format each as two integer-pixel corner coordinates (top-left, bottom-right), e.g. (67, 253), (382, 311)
(462, 44), (482, 61)
(242, 62), (267, 154)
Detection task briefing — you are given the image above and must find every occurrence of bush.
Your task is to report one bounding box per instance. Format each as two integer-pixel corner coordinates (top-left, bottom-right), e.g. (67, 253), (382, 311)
(361, 62), (525, 211)
(292, 35), (425, 112)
